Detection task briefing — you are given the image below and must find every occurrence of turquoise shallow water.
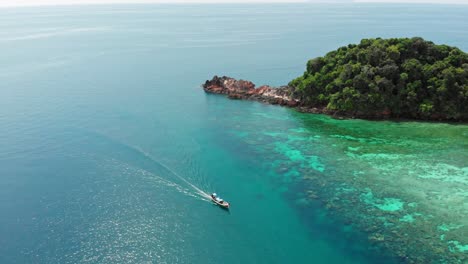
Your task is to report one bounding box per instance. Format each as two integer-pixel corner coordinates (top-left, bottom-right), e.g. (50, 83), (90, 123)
(0, 3), (467, 264)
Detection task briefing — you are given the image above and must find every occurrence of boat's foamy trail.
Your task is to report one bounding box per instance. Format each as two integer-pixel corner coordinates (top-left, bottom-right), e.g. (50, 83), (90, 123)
(131, 145), (211, 200)
(89, 130), (211, 201)
(153, 155), (211, 199)
(163, 166), (211, 199)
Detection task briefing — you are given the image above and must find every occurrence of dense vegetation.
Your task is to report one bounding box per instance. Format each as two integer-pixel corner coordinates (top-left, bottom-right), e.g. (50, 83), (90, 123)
(289, 37), (468, 120)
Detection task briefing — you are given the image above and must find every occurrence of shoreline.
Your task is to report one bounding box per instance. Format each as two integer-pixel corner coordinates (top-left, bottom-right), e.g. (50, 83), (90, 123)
(202, 75), (468, 123)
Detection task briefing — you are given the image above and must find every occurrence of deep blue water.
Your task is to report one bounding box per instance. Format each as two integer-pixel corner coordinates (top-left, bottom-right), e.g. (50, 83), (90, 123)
(1, 3), (467, 264)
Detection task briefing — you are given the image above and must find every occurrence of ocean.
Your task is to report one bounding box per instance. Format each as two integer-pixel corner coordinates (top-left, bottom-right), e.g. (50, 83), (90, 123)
(0, 3), (467, 263)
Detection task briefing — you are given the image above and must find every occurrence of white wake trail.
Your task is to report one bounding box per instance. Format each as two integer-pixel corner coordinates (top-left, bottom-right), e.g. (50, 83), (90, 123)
(132, 145), (211, 200)
(89, 130), (212, 201)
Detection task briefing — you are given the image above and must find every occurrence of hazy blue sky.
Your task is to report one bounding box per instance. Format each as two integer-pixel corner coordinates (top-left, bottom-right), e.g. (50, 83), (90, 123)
(0, 0), (467, 7)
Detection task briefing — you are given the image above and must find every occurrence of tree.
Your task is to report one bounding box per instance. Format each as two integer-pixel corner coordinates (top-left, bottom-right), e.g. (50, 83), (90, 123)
(289, 37), (468, 120)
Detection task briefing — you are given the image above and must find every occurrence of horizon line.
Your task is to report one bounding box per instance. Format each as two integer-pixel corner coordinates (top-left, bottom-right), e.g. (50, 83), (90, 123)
(1, 0), (468, 9)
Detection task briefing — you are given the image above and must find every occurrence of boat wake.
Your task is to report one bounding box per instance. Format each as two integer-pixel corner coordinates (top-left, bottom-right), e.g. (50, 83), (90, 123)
(89, 130), (212, 201)
(141, 170), (202, 200)
(131, 145), (212, 200)
(153, 158), (211, 199)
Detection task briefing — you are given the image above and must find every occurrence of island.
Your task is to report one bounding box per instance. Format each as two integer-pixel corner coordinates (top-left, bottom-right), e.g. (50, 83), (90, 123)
(203, 37), (468, 121)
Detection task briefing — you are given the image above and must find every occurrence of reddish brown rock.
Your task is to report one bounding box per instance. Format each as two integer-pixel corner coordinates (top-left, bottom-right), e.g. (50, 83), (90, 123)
(203, 76), (404, 121)
(203, 75), (298, 108)
(203, 75), (468, 122)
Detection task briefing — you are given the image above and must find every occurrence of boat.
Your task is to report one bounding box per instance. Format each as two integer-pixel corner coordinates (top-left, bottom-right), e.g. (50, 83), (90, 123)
(210, 193), (230, 209)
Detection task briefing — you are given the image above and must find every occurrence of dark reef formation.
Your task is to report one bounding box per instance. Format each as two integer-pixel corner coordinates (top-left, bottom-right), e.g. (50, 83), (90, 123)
(203, 37), (468, 121)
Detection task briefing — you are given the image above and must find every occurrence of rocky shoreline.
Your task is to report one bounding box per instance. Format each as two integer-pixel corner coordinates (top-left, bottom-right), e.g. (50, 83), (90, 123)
(202, 76), (395, 120)
(202, 75), (298, 106)
(202, 76), (467, 122)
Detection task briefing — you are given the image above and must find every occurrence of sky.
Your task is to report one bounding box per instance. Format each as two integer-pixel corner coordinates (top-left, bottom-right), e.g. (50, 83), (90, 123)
(0, 0), (467, 7)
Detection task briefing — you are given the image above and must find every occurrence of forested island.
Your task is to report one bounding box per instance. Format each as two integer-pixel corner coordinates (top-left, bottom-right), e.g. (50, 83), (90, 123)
(203, 37), (468, 121)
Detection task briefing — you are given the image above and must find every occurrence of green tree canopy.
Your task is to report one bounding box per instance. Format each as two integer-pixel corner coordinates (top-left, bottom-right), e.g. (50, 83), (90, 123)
(289, 37), (468, 120)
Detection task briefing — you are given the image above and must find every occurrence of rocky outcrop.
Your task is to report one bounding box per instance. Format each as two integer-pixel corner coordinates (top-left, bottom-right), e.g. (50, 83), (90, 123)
(202, 76), (361, 119)
(202, 75), (299, 107)
(203, 75), (456, 121)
